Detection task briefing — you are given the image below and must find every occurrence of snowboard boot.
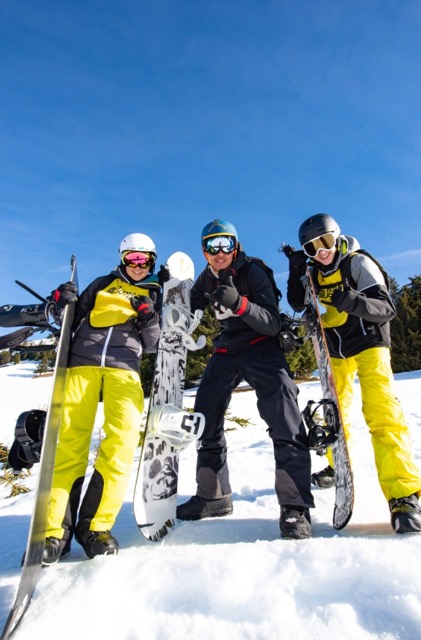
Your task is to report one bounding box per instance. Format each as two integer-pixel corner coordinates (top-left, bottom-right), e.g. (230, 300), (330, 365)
(176, 495), (233, 521)
(279, 506), (312, 540)
(75, 528), (119, 559)
(389, 494), (421, 534)
(42, 537), (71, 566)
(311, 465), (335, 489)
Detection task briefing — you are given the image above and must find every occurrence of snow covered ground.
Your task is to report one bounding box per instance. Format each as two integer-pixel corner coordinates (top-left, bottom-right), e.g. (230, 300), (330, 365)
(0, 361), (420, 640)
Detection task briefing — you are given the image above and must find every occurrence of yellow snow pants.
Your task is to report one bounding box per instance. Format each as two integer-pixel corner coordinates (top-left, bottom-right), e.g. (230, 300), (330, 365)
(327, 347), (421, 501)
(46, 366), (143, 539)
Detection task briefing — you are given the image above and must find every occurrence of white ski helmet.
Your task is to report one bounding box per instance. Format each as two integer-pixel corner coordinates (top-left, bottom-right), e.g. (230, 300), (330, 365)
(119, 233), (156, 258)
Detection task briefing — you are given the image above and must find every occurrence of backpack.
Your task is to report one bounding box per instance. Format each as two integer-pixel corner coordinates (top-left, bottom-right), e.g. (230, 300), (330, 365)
(239, 256), (282, 306)
(238, 257), (302, 352)
(7, 409), (46, 471)
(340, 249), (391, 292)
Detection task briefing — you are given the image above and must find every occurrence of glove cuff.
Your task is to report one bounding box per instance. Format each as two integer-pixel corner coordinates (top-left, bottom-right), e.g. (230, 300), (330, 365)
(136, 311), (159, 328)
(235, 296), (249, 316)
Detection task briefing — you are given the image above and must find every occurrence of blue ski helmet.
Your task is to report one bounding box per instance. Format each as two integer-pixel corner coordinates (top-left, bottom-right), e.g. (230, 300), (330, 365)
(201, 219), (238, 246)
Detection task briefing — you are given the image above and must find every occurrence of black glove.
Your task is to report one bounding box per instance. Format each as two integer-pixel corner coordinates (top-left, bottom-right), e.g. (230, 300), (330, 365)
(205, 276), (242, 311)
(131, 295), (157, 322)
(218, 267), (237, 283)
(283, 245), (307, 270)
(328, 280), (359, 312)
(51, 282), (78, 308)
(157, 265), (170, 286)
(279, 312), (293, 330)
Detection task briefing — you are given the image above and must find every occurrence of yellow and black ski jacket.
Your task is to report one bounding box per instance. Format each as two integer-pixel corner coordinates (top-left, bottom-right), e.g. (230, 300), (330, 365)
(288, 236), (396, 359)
(69, 267), (161, 372)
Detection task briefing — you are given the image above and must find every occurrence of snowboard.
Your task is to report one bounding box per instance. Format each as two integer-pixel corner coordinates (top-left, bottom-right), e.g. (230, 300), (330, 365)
(1, 256), (78, 640)
(133, 252), (205, 541)
(303, 267), (354, 530)
(0, 302), (51, 329)
(0, 327), (39, 350)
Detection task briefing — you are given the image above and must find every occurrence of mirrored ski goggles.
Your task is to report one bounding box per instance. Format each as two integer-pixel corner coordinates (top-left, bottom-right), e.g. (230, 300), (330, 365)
(122, 252), (155, 269)
(203, 236), (236, 255)
(303, 232), (337, 257)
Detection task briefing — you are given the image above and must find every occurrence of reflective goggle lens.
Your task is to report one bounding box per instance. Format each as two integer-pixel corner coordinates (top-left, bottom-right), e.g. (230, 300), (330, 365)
(122, 252), (155, 269)
(203, 236), (236, 255)
(303, 232), (337, 257)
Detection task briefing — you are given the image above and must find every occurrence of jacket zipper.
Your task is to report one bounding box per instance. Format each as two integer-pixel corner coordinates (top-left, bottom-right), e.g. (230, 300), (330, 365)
(101, 327), (113, 367)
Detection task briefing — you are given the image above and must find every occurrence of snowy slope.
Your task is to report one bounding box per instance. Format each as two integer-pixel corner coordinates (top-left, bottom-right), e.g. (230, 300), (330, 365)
(0, 362), (421, 640)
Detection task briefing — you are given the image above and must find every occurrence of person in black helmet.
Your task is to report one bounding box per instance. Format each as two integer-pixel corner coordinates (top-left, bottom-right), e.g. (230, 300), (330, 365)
(285, 213), (421, 534)
(176, 219), (314, 540)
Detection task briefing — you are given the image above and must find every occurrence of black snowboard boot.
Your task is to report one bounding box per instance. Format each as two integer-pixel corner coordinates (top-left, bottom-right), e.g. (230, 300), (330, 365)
(279, 506), (312, 540)
(389, 494), (421, 534)
(42, 537), (71, 566)
(311, 465), (335, 489)
(75, 528), (119, 559)
(176, 495), (233, 521)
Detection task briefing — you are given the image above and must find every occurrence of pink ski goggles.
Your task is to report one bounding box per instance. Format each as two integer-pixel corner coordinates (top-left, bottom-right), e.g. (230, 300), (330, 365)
(122, 252), (155, 269)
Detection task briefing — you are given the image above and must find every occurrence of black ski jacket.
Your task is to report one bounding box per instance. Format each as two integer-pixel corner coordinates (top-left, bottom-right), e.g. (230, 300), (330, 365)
(191, 247), (282, 353)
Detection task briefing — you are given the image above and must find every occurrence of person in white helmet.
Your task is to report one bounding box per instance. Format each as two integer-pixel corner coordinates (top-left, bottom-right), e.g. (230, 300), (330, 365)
(43, 233), (168, 564)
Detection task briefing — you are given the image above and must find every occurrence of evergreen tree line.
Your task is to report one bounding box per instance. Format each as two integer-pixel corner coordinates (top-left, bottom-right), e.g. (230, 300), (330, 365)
(1, 274), (420, 391)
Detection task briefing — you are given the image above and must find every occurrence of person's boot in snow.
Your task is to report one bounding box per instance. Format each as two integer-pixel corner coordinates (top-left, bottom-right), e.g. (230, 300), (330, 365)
(176, 495), (233, 520)
(311, 465), (335, 489)
(42, 537), (71, 566)
(389, 494), (421, 534)
(279, 506), (312, 539)
(75, 528), (119, 559)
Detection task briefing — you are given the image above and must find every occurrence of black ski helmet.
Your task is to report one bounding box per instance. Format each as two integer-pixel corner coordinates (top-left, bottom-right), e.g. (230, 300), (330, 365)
(298, 214), (340, 247)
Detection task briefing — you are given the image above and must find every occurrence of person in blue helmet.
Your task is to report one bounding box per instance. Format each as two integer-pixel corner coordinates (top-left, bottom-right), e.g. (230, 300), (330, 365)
(176, 219), (314, 539)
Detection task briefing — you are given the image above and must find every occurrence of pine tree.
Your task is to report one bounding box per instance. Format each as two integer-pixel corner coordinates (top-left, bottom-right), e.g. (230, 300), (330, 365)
(35, 352), (51, 376)
(285, 329), (317, 379)
(391, 275), (421, 372)
(140, 352), (155, 397)
(0, 350), (11, 366)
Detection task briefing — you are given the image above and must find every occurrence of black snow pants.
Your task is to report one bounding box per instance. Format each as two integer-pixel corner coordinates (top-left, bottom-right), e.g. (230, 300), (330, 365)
(193, 342), (314, 509)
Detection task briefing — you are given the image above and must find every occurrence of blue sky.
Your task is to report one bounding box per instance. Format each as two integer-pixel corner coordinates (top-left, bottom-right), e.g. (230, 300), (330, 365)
(1, 0), (421, 327)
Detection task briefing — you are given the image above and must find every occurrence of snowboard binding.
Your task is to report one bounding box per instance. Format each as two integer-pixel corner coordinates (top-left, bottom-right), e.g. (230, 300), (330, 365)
(163, 305), (206, 351)
(147, 404), (205, 448)
(303, 399), (340, 456)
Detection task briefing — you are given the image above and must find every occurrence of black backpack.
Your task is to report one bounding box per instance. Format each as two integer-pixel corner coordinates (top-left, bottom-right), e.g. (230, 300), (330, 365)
(239, 256), (282, 306)
(8, 409), (46, 471)
(238, 257), (302, 352)
(340, 249), (391, 292)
